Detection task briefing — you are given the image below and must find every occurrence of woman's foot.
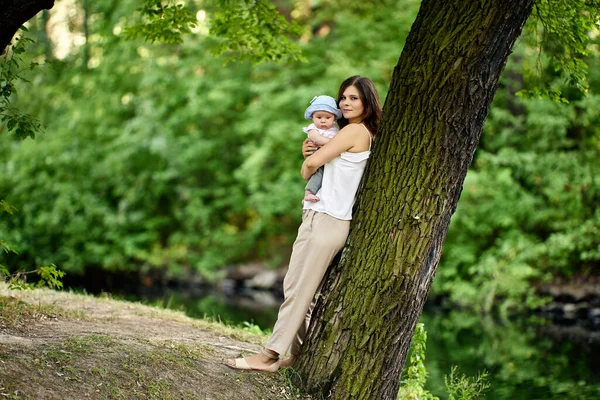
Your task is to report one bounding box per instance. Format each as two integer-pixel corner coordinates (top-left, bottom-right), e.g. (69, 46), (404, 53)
(303, 190), (320, 203)
(279, 355), (297, 368)
(226, 348), (280, 372)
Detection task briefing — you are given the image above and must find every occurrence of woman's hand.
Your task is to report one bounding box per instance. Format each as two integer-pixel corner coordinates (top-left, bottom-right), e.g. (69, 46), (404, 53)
(302, 139), (318, 159)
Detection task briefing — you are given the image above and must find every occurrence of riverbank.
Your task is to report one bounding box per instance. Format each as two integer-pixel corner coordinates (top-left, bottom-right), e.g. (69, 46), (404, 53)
(221, 264), (600, 331)
(0, 283), (306, 400)
(65, 263), (600, 334)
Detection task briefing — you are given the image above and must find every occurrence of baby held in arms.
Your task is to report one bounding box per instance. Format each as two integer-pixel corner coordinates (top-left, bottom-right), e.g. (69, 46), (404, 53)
(302, 95), (342, 203)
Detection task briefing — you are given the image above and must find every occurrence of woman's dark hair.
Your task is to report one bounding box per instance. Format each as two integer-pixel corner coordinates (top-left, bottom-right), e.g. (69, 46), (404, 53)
(337, 75), (382, 136)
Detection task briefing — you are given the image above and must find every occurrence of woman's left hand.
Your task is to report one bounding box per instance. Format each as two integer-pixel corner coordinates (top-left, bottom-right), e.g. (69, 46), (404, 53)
(302, 139), (318, 159)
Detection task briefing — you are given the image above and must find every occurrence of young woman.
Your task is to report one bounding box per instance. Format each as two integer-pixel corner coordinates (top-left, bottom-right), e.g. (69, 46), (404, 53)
(227, 76), (382, 372)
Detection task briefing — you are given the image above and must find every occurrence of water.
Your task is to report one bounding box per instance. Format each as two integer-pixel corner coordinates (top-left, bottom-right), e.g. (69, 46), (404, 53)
(118, 287), (600, 399)
(419, 311), (600, 400)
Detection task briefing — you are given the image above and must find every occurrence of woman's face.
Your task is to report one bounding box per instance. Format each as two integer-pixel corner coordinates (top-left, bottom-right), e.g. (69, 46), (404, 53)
(339, 85), (365, 123)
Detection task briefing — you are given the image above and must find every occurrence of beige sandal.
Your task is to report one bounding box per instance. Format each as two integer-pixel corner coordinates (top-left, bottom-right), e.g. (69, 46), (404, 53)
(226, 349), (280, 373)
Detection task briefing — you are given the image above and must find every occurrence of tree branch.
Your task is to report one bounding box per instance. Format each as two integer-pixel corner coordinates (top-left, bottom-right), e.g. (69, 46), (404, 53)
(0, 0), (55, 54)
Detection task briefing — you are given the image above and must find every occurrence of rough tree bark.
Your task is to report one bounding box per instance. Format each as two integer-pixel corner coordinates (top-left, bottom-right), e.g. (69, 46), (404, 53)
(0, 0), (55, 55)
(295, 0), (534, 399)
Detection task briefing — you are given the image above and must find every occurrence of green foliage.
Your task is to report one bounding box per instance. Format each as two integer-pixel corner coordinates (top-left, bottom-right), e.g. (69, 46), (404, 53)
(124, 0), (198, 44)
(1, 201), (18, 256)
(445, 367), (490, 400)
(521, 0), (600, 98)
(125, 0), (305, 64)
(278, 365), (304, 399)
(398, 323), (439, 400)
(0, 199), (16, 214)
(240, 320), (267, 335)
(209, 0), (305, 63)
(0, 26), (42, 140)
(2, 4), (259, 275)
(0, 27), (65, 289)
(435, 40), (600, 311)
(36, 265), (66, 289)
(0, 25), (40, 271)
(0, 0), (416, 278)
(398, 322), (491, 400)
(1, 200), (19, 277)
(3, 264), (65, 290)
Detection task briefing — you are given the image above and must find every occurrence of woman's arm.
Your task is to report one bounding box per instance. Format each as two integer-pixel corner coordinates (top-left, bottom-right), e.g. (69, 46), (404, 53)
(301, 125), (364, 180)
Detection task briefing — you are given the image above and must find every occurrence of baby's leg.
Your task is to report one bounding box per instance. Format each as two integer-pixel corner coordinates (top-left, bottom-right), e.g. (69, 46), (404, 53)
(303, 167), (324, 203)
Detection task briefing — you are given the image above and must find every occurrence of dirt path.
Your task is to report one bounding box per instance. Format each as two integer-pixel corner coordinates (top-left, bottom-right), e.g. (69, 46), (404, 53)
(0, 283), (306, 400)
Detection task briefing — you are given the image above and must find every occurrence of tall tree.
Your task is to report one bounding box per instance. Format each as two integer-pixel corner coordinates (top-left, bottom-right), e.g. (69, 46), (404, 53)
(294, 0), (535, 398)
(0, 0), (54, 54)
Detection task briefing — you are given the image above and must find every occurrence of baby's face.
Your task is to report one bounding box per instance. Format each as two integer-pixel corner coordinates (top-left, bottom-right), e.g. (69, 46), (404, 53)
(312, 111), (336, 130)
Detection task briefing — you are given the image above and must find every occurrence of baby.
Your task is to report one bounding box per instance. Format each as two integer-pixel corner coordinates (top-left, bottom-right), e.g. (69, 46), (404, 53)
(302, 95), (342, 203)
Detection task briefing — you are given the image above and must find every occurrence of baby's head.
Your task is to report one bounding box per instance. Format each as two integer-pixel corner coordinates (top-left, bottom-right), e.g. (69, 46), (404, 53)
(311, 110), (336, 130)
(304, 95), (342, 130)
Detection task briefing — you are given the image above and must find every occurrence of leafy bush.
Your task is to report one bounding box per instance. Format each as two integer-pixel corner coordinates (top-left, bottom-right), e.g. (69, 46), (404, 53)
(0, 0), (417, 279)
(435, 43), (600, 310)
(398, 323), (490, 400)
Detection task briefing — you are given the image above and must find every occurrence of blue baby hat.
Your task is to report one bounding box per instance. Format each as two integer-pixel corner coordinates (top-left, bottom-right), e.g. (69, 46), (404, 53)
(304, 95), (343, 120)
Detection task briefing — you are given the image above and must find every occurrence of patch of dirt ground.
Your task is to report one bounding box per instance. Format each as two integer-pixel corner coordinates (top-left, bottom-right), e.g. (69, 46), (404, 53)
(0, 283), (307, 400)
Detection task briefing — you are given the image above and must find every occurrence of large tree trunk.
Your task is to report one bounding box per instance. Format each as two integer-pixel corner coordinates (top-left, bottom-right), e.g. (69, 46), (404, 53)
(295, 0), (534, 398)
(0, 0), (55, 55)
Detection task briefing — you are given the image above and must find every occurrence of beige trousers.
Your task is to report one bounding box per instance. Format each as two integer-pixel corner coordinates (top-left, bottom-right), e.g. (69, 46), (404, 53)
(266, 209), (350, 356)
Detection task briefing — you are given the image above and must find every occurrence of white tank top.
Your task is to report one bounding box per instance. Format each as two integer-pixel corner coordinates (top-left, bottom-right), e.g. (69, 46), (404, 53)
(303, 124), (372, 220)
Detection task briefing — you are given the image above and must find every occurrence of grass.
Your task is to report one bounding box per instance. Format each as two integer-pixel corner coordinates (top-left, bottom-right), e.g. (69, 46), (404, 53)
(279, 366), (304, 398)
(63, 334), (113, 353)
(33, 336), (195, 399)
(0, 296), (84, 330)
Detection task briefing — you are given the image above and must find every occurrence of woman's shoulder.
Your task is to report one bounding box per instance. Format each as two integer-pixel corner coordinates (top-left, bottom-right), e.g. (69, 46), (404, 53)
(338, 123), (372, 139)
(339, 123), (370, 133)
(336, 123), (371, 152)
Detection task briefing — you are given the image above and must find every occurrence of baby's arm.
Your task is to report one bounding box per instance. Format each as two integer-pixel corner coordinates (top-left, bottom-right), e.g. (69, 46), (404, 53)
(307, 129), (331, 146)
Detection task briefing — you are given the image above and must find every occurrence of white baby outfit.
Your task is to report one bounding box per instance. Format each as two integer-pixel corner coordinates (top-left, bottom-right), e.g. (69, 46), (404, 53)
(303, 123), (339, 139)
